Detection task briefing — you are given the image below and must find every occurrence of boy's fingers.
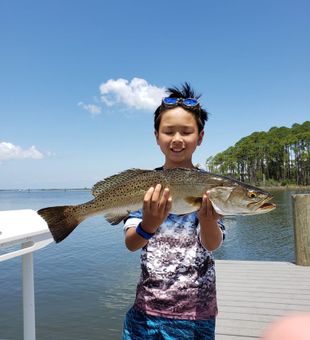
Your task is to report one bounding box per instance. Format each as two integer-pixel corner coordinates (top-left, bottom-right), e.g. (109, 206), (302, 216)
(144, 186), (154, 200)
(200, 194), (208, 212)
(204, 194), (222, 219)
(158, 188), (170, 213)
(205, 195), (215, 215)
(165, 196), (173, 213)
(143, 187), (154, 210)
(200, 194), (215, 217)
(151, 184), (162, 207)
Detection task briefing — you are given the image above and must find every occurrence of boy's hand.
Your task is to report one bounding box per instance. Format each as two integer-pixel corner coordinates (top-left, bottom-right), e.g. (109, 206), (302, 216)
(198, 193), (223, 251)
(141, 184), (172, 233)
(198, 193), (222, 223)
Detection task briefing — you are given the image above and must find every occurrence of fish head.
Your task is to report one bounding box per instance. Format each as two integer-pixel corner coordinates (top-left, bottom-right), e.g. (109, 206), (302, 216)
(206, 184), (276, 216)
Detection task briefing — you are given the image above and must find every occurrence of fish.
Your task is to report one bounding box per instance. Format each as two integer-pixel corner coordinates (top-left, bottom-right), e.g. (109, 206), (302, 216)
(37, 168), (276, 243)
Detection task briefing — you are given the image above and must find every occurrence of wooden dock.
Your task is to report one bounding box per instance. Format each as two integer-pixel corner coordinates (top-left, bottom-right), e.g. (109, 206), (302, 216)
(215, 260), (310, 339)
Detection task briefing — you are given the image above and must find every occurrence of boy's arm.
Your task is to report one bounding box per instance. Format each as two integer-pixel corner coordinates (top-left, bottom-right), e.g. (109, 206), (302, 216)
(125, 184), (172, 252)
(125, 227), (148, 252)
(198, 194), (224, 251)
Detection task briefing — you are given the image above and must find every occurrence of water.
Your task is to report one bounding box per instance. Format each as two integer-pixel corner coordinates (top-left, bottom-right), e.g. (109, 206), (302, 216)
(0, 188), (309, 339)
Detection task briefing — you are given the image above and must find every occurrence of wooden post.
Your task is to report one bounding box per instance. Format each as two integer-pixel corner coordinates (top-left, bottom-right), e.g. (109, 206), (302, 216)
(292, 194), (310, 266)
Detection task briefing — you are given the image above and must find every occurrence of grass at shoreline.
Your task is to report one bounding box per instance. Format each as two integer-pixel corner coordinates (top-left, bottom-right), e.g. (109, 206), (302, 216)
(260, 185), (310, 191)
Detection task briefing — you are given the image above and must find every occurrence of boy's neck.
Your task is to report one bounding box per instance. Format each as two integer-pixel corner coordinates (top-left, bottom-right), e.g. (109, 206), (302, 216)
(163, 160), (196, 170)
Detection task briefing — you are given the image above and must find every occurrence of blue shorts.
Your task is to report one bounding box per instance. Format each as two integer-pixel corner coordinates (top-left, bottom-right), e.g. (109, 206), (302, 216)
(122, 307), (215, 340)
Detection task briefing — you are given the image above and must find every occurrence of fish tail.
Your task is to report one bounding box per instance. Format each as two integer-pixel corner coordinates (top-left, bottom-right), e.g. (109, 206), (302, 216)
(37, 205), (81, 243)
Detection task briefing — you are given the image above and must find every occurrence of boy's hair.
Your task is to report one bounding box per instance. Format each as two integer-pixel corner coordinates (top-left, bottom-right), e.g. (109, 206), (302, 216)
(154, 82), (209, 133)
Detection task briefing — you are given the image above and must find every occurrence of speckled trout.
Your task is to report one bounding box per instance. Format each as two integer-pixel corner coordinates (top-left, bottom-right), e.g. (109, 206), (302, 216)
(38, 168), (276, 243)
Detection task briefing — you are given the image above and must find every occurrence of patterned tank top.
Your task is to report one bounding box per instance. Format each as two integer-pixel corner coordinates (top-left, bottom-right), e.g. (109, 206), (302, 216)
(124, 210), (225, 320)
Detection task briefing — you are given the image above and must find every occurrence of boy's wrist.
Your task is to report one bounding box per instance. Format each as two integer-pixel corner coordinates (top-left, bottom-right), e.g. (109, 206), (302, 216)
(136, 222), (156, 240)
(199, 217), (220, 229)
(140, 221), (158, 234)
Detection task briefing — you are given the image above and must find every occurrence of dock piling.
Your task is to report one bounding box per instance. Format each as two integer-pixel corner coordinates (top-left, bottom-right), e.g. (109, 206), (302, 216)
(292, 194), (310, 266)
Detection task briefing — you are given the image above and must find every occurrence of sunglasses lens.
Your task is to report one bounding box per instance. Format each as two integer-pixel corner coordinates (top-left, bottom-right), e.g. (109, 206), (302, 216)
(162, 97), (199, 109)
(183, 98), (198, 107)
(163, 97), (178, 105)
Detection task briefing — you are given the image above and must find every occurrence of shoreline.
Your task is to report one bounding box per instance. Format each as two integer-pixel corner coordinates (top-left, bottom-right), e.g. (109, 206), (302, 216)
(260, 185), (310, 191)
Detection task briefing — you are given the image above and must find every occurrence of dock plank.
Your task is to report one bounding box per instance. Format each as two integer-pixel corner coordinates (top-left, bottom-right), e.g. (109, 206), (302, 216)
(215, 260), (310, 339)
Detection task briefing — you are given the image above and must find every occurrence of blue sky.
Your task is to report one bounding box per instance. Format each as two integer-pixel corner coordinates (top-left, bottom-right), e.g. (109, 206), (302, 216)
(0, 0), (309, 189)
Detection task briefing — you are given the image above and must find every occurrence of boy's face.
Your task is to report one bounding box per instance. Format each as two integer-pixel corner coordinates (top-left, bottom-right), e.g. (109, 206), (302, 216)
(155, 107), (204, 169)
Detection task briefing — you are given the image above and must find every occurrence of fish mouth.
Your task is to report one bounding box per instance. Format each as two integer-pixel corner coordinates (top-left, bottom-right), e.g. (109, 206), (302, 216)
(247, 196), (276, 212)
(257, 202), (276, 211)
(259, 195), (276, 211)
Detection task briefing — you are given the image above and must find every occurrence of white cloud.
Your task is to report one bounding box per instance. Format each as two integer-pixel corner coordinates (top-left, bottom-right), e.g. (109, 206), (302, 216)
(99, 77), (166, 110)
(0, 142), (44, 161)
(78, 102), (102, 116)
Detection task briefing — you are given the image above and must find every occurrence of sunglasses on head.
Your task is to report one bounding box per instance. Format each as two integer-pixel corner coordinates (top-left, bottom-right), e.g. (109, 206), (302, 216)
(161, 97), (200, 109)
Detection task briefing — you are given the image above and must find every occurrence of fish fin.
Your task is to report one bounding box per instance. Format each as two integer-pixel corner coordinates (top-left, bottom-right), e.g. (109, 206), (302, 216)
(92, 168), (152, 197)
(37, 206), (81, 243)
(206, 187), (235, 215)
(207, 187), (234, 201)
(104, 212), (129, 225)
(185, 197), (203, 208)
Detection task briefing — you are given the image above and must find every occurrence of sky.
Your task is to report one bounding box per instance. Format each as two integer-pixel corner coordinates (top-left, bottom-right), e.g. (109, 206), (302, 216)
(0, 0), (309, 189)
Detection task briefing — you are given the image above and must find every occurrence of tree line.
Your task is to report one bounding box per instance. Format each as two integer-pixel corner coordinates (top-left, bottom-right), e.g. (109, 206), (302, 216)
(206, 121), (310, 186)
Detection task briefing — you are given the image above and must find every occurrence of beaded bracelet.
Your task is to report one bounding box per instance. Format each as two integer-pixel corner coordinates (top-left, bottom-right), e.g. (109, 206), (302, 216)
(136, 222), (155, 240)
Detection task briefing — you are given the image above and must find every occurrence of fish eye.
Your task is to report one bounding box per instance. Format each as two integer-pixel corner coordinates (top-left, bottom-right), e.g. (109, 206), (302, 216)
(248, 191), (257, 198)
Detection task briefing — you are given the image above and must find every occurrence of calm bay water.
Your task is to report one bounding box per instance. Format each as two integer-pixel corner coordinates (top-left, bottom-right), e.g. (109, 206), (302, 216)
(0, 188), (309, 339)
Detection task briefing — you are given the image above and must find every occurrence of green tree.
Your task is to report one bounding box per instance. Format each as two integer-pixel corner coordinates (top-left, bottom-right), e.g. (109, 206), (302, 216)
(205, 121), (310, 186)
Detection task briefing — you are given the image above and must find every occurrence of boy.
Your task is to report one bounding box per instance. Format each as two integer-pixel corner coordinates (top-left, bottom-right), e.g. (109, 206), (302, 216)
(123, 83), (225, 339)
